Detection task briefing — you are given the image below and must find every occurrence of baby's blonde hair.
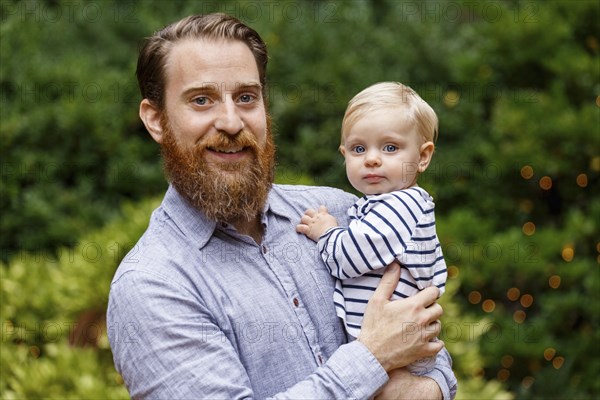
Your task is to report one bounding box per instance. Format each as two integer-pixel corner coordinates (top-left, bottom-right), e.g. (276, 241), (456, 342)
(341, 82), (438, 144)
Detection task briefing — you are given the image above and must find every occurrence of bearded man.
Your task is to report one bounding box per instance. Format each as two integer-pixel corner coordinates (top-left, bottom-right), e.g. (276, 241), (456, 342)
(107, 13), (457, 399)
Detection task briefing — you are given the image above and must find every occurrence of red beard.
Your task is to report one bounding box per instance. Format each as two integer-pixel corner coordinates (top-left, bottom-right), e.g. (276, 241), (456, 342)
(159, 115), (276, 223)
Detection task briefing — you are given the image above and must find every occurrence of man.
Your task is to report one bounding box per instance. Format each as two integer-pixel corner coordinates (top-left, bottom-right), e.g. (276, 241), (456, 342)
(107, 13), (457, 399)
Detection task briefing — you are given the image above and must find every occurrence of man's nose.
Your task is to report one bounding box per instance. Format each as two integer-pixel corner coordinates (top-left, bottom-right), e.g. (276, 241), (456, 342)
(214, 97), (244, 135)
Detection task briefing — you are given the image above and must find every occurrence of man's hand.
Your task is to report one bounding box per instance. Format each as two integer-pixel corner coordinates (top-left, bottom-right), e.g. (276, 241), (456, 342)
(358, 263), (444, 372)
(296, 205), (339, 242)
(375, 368), (442, 400)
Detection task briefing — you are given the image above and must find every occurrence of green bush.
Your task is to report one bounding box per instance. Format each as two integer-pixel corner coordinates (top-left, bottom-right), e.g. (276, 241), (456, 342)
(0, 0), (167, 260)
(438, 205), (599, 398)
(1, 197), (159, 397)
(440, 280), (513, 400)
(1, 341), (127, 399)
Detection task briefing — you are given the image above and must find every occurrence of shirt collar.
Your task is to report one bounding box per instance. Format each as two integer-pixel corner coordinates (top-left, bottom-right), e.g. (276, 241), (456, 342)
(160, 185), (217, 249)
(263, 184), (294, 221)
(161, 184), (292, 249)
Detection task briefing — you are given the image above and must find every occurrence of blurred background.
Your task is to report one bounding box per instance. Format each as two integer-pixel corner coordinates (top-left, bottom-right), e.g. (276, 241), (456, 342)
(1, 0), (598, 398)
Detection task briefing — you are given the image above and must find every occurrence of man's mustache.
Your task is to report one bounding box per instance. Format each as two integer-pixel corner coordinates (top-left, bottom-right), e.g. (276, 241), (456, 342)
(196, 130), (260, 155)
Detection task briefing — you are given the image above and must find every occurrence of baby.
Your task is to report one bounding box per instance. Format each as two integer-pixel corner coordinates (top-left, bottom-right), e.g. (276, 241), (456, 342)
(297, 82), (447, 375)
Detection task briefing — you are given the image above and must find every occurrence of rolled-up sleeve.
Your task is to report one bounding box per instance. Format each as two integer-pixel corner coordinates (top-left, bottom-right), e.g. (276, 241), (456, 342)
(423, 348), (458, 400)
(273, 340), (388, 399)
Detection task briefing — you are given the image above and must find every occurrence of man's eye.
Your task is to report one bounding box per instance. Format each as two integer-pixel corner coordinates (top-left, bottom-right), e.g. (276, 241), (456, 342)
(383, 145), (397, 152)
(353, 145), (366, 153)
(193, 97), (208, 105)
(239, 94), (255, 103)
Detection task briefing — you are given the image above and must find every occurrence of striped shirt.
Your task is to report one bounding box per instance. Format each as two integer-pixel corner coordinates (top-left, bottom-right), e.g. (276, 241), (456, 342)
(318, 186), (447, 338)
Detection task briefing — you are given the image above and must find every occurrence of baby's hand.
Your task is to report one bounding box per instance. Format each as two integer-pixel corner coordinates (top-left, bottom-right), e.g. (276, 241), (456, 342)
(296, 206), (339, 242)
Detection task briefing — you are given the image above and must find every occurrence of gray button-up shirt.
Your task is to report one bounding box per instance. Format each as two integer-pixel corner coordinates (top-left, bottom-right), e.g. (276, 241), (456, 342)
(107, 184), (457, 399)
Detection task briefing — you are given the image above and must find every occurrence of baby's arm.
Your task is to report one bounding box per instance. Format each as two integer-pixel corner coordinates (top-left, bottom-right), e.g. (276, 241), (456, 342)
(296, 205), (339, 242)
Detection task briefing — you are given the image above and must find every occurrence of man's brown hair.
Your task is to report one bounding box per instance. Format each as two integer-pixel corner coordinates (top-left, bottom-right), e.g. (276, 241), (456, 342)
(136, 13), (268, 109)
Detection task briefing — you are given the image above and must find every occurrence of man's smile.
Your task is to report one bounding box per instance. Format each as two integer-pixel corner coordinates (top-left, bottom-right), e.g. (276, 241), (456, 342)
(207, 145), (246, 153)
(205, 146), (251, 162)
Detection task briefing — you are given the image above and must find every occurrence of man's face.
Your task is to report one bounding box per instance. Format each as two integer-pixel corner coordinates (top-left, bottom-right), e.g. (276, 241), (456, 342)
(155, 38), (274, 222)
(161, 38), (268, 155)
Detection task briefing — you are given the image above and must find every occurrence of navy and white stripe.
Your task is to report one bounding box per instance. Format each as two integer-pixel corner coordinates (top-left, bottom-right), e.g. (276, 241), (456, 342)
(319, 187), (447, 338)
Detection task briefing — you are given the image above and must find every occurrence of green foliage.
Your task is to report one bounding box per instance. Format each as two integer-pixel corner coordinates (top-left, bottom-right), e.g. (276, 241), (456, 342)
(1, 197), (159, 397)
(440, 280), (513, 400)
(1, 0), (599, 398)
(438, 205), (599, 398)
(0, 0), (167, 260)
(1, 341), (127, 399)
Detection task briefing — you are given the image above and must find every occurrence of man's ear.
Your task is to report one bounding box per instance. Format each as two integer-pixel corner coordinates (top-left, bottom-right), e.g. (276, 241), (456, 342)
(418, 141), (435, 173)
(139, 99), (164, 144)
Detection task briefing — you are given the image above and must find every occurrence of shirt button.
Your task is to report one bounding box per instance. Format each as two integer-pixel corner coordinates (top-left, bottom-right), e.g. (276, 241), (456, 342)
(293, 297), (299, 307)
(261, 245), (268, 254)
(318, 354), (323, 365)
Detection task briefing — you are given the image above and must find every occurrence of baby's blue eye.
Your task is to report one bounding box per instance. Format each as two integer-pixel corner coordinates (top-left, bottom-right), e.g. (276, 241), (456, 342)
(353, 145), (366, 153)
(383, 144), (397, 152)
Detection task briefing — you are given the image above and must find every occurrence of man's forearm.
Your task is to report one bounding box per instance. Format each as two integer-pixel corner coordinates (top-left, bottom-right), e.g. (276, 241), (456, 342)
(375, 368), (442, 400)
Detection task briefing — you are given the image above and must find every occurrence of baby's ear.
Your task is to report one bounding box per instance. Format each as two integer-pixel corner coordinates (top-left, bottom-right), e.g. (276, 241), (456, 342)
(339, 145), (346, 156)
(418, 141), (435, 173)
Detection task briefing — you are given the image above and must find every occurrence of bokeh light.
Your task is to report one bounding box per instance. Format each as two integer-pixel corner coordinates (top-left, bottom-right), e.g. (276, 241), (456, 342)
(497, 368), (510, 382)
(482, 299), (496, 313)
(576, 173), (588, 187)
(501, 355), (514, 368)
(507, 287), (521, 301)
(443, 90), (460, 108)
(520, 165), (534, 179)
(448, 265), (459, 278)
(552, 356), (565, 369)
(543, 348), (556, 361)
(522, 222), (536, 236)
(522, 376), (535, 389)
(539, 176), (552, 190)
(520, 294), (534, 308)
(513, 310), (526, 323)
(591, 156), (600, 171)
(549, 275), (561, 289)
(561, 245), (574, 262)
(468, 291), (482, 304)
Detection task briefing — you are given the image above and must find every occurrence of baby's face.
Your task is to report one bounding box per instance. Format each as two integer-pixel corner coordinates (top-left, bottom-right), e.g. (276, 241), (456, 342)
(340, 110), (426, 195)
